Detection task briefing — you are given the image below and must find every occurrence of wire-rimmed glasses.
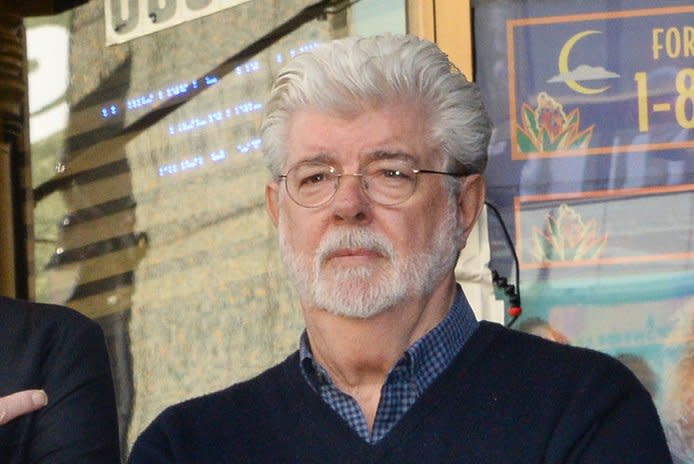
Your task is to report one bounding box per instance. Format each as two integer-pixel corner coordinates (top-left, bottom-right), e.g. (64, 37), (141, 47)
(278, 157), (465, 208)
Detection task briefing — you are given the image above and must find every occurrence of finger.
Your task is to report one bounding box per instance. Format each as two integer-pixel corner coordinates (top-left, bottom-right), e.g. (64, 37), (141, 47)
(0, 390), (48, 425)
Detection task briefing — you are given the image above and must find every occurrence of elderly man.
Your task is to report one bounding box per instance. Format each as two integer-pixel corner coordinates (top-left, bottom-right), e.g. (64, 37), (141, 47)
(129, 34), (671, 462)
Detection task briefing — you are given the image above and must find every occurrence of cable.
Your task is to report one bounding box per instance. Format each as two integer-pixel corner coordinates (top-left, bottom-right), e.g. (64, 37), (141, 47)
(485, 201), (523, 328)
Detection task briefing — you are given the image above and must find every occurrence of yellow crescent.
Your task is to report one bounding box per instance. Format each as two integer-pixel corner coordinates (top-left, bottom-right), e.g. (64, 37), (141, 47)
(558, 30), (609, 95)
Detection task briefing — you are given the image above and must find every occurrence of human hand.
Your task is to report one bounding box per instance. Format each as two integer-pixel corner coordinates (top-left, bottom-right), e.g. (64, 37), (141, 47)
(0, 390), (48, 425)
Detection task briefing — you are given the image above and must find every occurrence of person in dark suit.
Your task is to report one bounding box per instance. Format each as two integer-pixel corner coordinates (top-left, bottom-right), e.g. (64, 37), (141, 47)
(0, 296), (121, 463)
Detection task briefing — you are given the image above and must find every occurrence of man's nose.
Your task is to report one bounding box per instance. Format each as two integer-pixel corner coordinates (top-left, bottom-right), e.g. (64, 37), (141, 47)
(331, 174), (370, 223)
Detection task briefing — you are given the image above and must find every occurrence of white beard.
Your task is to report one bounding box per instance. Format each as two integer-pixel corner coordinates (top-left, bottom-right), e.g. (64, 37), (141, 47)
(279, 197), (461, 318)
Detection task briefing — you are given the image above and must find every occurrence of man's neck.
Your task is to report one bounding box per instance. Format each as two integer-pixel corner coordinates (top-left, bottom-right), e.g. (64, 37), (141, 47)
(301, 274), (457, 429)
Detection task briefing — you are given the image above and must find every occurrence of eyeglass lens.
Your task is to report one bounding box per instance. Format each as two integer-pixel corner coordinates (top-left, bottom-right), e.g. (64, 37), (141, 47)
(285, 158), (418, 207)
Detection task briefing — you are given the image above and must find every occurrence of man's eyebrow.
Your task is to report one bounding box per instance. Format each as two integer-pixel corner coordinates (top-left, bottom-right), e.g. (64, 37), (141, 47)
(367, 150), (416, 163)
(289, 153), (335, 166)
(286, 150), (415, 171)
(301, 152), (335, 164)
(305, 153), (336, 164)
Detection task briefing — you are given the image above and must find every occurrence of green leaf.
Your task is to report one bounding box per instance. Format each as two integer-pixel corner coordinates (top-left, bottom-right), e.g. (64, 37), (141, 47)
(564, 108), (579, 129)
(570, 126), (594, 149)
(546, 132), (564, 151)
(517, 127), (538, 153)
(532, 229), (556, 261)
(522, 104), (539, 137)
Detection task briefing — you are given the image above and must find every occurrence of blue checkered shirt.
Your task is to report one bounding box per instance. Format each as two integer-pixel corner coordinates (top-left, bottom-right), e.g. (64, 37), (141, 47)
(299, 285), (478, 443)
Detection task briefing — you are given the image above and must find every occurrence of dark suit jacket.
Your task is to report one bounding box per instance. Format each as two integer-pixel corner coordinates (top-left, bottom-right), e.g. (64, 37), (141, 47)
(0, 297), (120, 463)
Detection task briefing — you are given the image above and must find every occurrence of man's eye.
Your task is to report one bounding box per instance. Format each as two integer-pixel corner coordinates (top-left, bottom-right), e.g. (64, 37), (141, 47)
(301, 173), (327, 185)
(384, 170), (403, 178)
(380, 169), (411, 180)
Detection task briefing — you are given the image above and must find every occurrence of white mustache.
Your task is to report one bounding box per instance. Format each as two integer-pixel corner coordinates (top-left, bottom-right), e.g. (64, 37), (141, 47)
(316, 228), (395, 265)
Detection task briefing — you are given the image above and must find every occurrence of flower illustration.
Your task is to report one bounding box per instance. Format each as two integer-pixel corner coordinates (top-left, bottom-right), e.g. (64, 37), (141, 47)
(532, 203), (607, 262)
(516, 92), (594, 153)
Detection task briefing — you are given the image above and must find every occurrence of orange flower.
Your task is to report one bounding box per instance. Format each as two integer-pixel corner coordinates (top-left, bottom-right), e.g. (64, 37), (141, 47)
(516, 92), (594, 153)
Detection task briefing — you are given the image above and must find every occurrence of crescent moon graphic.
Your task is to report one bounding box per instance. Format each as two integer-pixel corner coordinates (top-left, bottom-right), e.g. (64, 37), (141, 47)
(558, 30), (609, 95)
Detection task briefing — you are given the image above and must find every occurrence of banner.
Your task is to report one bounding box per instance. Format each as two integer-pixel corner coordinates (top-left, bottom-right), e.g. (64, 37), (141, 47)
(475, 2), (694, 460)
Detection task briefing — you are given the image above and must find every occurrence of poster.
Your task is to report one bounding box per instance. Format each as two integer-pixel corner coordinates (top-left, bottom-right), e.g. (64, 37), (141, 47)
(475, 1), (694, 460)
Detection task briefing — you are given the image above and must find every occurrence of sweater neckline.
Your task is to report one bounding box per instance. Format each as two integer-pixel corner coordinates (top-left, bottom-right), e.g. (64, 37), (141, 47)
(279, 321), (503, 459)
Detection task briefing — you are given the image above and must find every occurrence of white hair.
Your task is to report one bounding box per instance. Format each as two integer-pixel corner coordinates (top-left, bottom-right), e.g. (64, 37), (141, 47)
(260, 34), (492, 178)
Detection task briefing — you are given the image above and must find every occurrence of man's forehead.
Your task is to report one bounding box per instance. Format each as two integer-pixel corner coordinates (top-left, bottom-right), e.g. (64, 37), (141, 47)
(283, 105), (434, 165)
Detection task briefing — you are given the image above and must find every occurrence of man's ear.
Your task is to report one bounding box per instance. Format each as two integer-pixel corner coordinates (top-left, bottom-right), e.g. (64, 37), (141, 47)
(265, 182), (280, 227)
(457, 174), (486, 246)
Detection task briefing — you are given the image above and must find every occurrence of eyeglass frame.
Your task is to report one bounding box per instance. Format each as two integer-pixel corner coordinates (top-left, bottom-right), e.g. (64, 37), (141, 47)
(277, 159), (467, 208)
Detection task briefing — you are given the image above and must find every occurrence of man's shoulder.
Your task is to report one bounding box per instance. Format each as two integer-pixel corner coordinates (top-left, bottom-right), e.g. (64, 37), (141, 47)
(153, 351), (300, 425)
(0, 296), (106, 378)
(469, 321), (644, 397)
(129, 352), (302, 461)
(0, 296), (102, 339)
(397, 321), (670, 462)
(198, 351), (298, 402)
(477, 320), (623, 365)
(129, 352), (308, 463)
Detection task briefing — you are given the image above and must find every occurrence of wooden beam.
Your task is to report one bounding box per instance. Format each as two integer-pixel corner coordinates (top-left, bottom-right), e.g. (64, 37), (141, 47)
(0, 142), (16, 297)
(434, 0), (474, 80)
(406, 0), (435, 42)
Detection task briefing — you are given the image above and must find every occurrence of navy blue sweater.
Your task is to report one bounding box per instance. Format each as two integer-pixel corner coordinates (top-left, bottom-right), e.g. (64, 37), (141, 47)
(129, 322), (672, 463)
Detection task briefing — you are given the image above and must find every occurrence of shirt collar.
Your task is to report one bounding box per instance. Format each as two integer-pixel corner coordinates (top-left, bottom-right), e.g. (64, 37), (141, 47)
(299, 284), (478, 393)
